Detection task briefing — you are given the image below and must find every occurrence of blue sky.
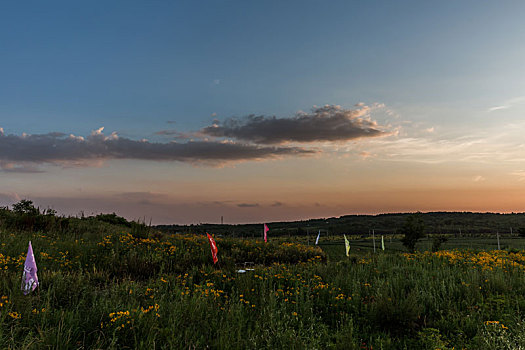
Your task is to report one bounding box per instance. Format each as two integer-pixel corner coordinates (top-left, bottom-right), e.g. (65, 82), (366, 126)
(1, 1), (525, 223)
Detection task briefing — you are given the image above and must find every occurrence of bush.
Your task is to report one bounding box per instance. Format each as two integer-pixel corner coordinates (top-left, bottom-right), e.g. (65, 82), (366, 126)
(432, 235), (448, 252)
(400, 213), (425, 252)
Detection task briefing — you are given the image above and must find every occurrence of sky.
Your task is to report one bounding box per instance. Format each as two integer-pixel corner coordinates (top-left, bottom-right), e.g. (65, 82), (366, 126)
(1, 0), (525, 224)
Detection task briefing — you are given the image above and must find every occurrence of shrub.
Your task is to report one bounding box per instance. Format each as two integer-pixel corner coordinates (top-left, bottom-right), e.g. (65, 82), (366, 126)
(400, 213), (425, 252)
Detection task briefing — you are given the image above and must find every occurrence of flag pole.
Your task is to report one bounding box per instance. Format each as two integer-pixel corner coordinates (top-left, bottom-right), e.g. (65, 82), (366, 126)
(372, 229), (376, 253)
(307, 227), (309, 246)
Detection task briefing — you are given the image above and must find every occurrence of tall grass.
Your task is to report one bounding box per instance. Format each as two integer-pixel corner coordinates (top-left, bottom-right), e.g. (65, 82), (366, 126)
(2, 226), (525, 349)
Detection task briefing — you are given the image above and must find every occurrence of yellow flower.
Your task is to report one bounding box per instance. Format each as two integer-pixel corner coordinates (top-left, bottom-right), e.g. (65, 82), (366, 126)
(8, 312), (21, 319)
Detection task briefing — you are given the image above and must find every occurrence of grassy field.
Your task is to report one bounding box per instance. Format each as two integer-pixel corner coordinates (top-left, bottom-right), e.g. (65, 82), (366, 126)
(2, 226), (525, 349)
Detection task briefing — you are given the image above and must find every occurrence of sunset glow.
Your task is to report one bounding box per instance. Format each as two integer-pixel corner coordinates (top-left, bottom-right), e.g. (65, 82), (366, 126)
(2, 1), (525, 223)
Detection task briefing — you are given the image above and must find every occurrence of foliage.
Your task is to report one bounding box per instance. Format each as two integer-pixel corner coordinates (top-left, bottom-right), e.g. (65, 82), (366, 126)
(2, 201), (525, 348)
(400, 213), (425, 252)
(158, 211), (525, 237)
(431, 235), (448, 252)
(11, 200), (39, 215)
(0, 200), (150, 238)
(95, 213), (132, 227)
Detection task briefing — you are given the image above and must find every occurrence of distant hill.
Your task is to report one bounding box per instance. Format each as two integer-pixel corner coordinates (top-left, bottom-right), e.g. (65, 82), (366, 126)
(156, 212), (525, 237)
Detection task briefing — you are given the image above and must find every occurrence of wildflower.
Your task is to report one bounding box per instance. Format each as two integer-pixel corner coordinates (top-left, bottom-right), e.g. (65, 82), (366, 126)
(8, 312), (21, 319)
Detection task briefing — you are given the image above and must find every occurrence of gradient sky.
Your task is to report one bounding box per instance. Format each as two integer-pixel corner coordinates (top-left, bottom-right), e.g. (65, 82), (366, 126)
(2, 1), (525, 224)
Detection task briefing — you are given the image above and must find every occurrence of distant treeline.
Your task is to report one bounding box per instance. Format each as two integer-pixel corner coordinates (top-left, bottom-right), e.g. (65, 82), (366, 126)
(2, 199), (525, 238)
(156, 212), (525, 237)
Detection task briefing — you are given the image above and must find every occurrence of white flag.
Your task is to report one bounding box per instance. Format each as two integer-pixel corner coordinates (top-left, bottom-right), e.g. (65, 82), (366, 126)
(344, 235), (350, 256)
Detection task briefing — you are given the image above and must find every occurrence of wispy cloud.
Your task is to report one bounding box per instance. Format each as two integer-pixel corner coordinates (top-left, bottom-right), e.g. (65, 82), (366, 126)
(153, 129), (205, 140)
(488, 105), (509, 112)
(201, 104), (391, 144)
(237, 203), (259, 208)
(364, 120), (525, 165)
(359, 151), (373, 160)
(488, 96), (525, 112)
(473, 175), (485, 182)
(0, 128), (316, 171)
(510, 170), (525, 182)
(0, 161), (45, 173)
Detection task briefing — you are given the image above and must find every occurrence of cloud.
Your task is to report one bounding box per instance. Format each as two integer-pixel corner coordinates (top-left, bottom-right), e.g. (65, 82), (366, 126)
(154, 129), (207, 140)
(0, 161), (45, 173)
(488, 96), (525, 112)
(363, 119), (525, 165)
(511, 170), (525, 182)
(473, 175), (485, 182)
(201, 104), (390, 144)
(0, 128), (316, 170)
(237, 203), (260, 208)
(154, 130), (180, 136)
(359, 151), (375, 160)
(488, 106), (509, 112)
(115, 192), (168, 206)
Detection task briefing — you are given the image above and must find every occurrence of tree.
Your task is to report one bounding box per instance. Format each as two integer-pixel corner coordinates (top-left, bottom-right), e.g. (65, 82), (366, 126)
(400, 213), (425, 252)
(12, 199), (39, 215)
(431, 235), (448, 252)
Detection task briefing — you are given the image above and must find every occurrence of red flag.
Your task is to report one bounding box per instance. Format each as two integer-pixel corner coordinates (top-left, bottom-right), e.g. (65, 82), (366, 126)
(264, 223), (269, 243)
(206, 233), (218, 264)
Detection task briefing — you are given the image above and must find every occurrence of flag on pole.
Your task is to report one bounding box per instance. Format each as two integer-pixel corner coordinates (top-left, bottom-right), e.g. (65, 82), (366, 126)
(21, 241), (39, 295)
(264, 223), (269, 243)
(206, 233), (219, 264)
(315, 230), (320, 245)
(344, 235), (350, 257)
(381, 235), (385, 251)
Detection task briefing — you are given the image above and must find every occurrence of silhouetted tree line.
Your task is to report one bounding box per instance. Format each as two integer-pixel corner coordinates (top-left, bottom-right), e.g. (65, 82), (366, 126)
(0, 199), (151, 238)
(157, 211), (525, 238)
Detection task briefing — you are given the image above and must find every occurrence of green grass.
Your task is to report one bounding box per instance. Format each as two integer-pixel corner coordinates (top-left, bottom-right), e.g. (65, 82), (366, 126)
(2, 228), (525, 349)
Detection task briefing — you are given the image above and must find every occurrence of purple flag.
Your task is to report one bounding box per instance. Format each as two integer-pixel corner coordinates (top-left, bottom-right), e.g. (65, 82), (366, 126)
(21, 241), (39, 295)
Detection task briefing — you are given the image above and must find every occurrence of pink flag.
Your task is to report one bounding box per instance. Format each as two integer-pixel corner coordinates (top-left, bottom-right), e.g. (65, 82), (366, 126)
(264, 224), (269, 243)
(21, 241), (39, 295)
